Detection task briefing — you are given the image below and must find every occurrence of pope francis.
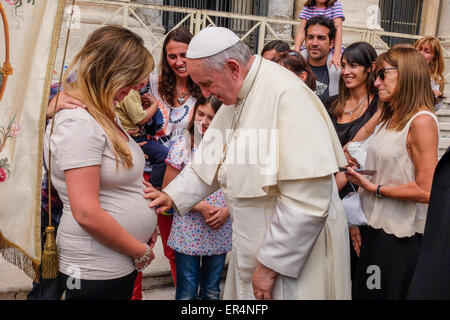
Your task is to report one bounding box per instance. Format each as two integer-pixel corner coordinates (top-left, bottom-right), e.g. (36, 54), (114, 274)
(145, 27), (351, 300)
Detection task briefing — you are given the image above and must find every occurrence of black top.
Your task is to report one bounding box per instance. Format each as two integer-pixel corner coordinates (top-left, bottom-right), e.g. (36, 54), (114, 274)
(407, 148), (450, 299)
(325, 94), (379, 147)
(324, 94), (379, 198)
(310, 64), (330, 103)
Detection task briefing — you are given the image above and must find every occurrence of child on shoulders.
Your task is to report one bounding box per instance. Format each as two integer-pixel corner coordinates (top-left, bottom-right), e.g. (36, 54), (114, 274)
(294, 0), (345, 69)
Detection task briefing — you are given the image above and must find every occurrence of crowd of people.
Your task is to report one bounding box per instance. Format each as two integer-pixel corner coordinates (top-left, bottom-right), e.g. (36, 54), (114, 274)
(30, 0), (449, 301)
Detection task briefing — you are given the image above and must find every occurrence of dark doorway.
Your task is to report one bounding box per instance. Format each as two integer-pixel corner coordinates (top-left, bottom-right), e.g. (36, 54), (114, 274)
(379, 0), (423, 47)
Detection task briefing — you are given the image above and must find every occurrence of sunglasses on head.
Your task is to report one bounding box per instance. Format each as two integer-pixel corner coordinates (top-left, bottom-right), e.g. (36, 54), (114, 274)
(376, 67), (397, 80)
(287, 50), (302, 59)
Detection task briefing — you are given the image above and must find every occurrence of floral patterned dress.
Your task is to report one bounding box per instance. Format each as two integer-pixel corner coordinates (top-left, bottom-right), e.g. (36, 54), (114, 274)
(166, 136), (232, 256)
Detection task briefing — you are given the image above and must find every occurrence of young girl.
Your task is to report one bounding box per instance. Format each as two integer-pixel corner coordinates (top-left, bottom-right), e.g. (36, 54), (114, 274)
(277, 50), (317, 91)
(294, 0), (345, 69)
(164, 96), (232, 300)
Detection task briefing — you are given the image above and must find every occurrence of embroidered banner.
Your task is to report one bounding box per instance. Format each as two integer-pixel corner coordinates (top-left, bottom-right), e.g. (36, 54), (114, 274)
(0, 0), (65, 281)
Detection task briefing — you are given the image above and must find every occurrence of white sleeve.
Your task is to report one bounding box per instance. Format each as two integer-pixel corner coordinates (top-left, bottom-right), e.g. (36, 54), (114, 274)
(257, 175), (333, 278)
(163, 163), (220, 215)
(51, 111), (106, 171)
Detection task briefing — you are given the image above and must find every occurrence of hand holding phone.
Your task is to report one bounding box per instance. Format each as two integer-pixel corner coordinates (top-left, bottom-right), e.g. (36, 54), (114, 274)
(339, 168), (376, 176)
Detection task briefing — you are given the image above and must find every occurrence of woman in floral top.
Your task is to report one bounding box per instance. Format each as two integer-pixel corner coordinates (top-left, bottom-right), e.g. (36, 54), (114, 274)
(164, 96), (232, 300)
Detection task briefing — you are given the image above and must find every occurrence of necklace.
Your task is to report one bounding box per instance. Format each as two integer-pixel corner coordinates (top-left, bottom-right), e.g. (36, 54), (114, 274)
(177, 93), (186, 105)
(343, 96), (368, 116)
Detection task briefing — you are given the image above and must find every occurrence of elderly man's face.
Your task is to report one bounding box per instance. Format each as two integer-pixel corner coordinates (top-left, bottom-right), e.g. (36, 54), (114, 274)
(187, 58), (242, 105)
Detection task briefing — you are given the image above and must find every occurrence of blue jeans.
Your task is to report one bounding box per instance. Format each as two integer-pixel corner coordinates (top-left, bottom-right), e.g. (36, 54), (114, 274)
(132, 135), (168, 188)
(175, 252), (226, 300)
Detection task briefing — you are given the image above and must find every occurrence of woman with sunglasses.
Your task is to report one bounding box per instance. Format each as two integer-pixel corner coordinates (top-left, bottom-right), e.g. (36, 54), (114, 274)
(323, 41), (378, 282)
(344, 46), (439, 300)
(277, 50), (317, 91)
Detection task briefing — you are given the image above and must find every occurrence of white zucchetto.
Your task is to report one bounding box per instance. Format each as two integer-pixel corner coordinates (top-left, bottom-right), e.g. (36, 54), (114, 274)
(186, 26), (240, 59)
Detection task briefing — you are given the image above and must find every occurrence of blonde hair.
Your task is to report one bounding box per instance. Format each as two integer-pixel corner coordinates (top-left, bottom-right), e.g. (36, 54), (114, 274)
(414, 36), (445, 90)
(63, 26), (154, 169)
(377, 46), (434, 131)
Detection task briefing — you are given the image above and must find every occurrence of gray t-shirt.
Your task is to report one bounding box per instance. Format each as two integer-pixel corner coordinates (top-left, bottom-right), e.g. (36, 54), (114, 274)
(44, 108), (157, 280)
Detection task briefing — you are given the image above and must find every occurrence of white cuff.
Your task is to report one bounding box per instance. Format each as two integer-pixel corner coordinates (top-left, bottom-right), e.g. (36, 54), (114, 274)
(163, 164), (219, 215)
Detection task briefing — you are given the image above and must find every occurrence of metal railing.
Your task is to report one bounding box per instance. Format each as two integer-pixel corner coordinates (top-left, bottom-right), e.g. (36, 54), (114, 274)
(69, 0), (450, 152)
(74, 0), (450, 57)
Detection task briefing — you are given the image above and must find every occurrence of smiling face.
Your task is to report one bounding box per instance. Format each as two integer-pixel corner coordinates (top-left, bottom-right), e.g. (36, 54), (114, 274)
(305, 24), (333, 66)
(165, 39), (189, 79)
(186, 58), (242, 106)
(341, 58), (370, 90)
(194, 102), (216, 136)
(374, 62), (398, 103)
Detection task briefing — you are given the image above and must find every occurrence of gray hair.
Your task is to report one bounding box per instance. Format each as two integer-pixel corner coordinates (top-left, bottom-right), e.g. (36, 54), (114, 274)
(201, 40), (252, 71)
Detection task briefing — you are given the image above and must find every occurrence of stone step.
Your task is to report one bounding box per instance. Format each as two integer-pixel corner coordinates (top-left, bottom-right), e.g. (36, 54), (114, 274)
(142, 285), (176, 300)
(142, 278), (226, 300)
(0, 234), (228, 300)
(437, 109), (450, 122)
(440, 137), (450, 156)
(0, 257), (32, 300)
(439, 122), (450, 134)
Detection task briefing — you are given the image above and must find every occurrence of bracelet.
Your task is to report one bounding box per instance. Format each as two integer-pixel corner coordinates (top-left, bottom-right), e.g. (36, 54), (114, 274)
(134, 243), (151, 271)
(376, 184), (384, 198)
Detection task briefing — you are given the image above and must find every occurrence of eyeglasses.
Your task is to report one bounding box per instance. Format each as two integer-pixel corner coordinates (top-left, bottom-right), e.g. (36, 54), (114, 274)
(376, 67), (397, 80)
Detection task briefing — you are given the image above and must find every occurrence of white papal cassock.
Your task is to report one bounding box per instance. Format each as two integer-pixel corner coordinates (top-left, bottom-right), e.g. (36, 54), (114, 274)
(164, 56), (351, 299)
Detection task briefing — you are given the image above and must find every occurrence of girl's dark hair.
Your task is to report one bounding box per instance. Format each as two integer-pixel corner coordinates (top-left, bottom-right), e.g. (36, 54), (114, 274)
(304, 0), (336, 7)
(278, 50), (316, 91)
(187, 96), (223, 150)
(159, 26), (201, 105)
(330, 42), (378, 117)
(305, 16), (336, 41)
(261, 40), (290, 56)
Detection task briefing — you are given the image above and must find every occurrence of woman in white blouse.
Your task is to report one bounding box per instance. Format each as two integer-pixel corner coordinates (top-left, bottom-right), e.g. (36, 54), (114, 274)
(344, 46), (439, 299)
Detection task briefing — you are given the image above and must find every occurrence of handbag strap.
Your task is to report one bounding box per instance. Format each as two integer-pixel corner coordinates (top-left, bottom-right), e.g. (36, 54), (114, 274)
(348, 180), (358, 194)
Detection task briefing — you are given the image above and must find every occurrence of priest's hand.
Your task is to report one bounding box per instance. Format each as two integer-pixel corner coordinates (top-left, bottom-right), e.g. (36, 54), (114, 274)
(143, 180), (174, 214)
(252, 262), (278, 300)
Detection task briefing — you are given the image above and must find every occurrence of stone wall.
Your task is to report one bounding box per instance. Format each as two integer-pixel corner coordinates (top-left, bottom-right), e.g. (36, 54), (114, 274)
(54, 0), (166, 81)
